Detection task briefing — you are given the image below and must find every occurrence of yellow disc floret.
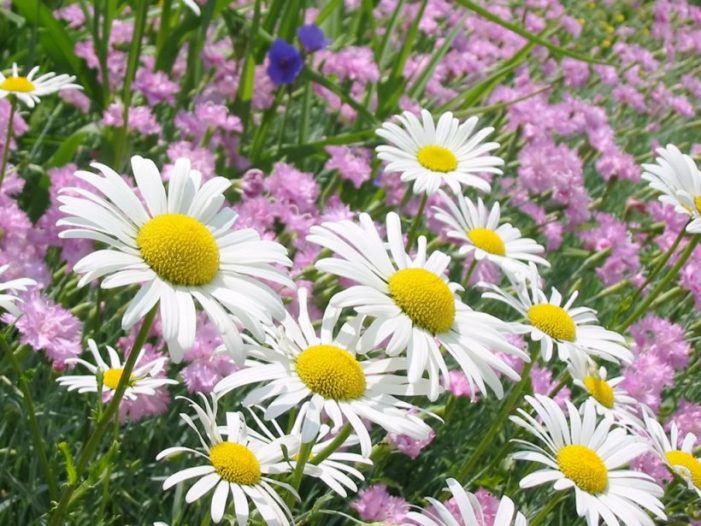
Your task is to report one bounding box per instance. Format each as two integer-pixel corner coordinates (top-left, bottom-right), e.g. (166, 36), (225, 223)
(557, 444), (608, 494)
(694, 196), (701, 213)
(0, 76), (35, 93)
(209, 442), (261, 485)
(527, 304), (576, 341)
(102, 368), (135, 390)
(388, 268), (455, 334)
(416, 145), (458, 173)
(137, 213), (219, 286)
(665, 450), (701, 488)
(583, 376), (615, 408)
(467, 228), (506, 255)
(295, 345), (366, 400)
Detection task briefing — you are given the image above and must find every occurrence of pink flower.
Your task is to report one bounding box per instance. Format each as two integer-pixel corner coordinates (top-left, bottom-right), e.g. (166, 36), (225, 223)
(324, 145), (372, 189)
(387, 428), (435, 459)
(352, 484), (409, 524)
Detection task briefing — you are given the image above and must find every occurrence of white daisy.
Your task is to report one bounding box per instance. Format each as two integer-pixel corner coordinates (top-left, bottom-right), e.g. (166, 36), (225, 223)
(0, 63), (81, 108)
(306, 212), (527, 400)
(181, 0), (201, 15)
(215, 288), (435, 457)
(433, 191), (549, 272)
(406, 478), (527, 526)
(511, 395), (666, 526)
(376, 109), (503, 195)
(567, 353), (641, 428)
(643, 412), (701, 497)
(0, 265), (36, 316)
(57, 339), (177, 400)
(58, 155), (293, 362)
(481, 269), (632, 365)
(642, 144), (701, 234)
(157, 395), (298, 525)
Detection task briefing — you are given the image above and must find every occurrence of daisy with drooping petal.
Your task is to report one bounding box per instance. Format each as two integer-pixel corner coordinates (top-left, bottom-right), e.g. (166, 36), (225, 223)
(642, 144), (701, 234)
(481, 268), (632, 365)
(157, 395), (298, 525)
(567, 353), (642, 428)
(307, 212), (527, 399)
(406, 478), (527, 526)
(511, 395), (666, 526)
(215, 288), (436, 457)
(57, 339), (177, 400)
(0, 63), (81, 108)
(376, 109), (503, 195)
(58, 155), (293, 362)
(433, 191), (549, 273)
(0, 265), (36, 316)
(643, 412), (701, 497)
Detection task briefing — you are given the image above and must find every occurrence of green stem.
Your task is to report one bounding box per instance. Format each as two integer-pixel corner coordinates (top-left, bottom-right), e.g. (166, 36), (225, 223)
(287, 439), (314, 506)
(49, 306), (157, 525)
(310, 425), (352, 465)
(616, 235), (699, 332)
(405, 193), (428, 250)
(455, 356), (533, 483)
(463, 258), (478, 289)
(1, 331), (58, 500)
(529, 492), (567, 526)
(0, 96), (17, 190)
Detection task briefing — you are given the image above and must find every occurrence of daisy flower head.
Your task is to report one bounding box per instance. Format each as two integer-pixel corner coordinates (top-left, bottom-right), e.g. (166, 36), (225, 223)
(215, 287), (436, 456)
(157, 395), (298, 525)
(644, 412), (701, 497)
(642, 144), (701, 234)
(406, 478), (527, 526)
(58, 155), (293, 362)
(433, 191), (549, 273)
(376, 109), (503, 196)
(57, 339), (177, 400)
(511, 395), (666, 526)
(307, 212), (527, 399)
(482, 268), (632, 365)
(0, 63), (81, 108)
(0, 265), (36, 316)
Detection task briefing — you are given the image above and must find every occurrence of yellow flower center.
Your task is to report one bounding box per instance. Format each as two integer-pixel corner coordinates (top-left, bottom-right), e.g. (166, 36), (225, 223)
(694, 196), (701, 213)
(295, 345), (366, 400)
(136, 213), (219, 286)
(209, 442), (261, 485)
(467, 228), (506, 255)
(0, 76), (35, 93)
(527, 304), (576, 341)
(416, 145), (458, 173)
(665, 450), (701, 488)
(583, 376), (615, 408)
(557, 444), (608, 494)
(102, 368), (134, 390)
(388, 268), (455, 334)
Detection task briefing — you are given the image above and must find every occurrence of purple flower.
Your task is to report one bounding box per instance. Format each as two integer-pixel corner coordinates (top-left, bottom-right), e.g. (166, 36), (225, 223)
(297, 24), (328, 52)
(266, 38), (303, 86)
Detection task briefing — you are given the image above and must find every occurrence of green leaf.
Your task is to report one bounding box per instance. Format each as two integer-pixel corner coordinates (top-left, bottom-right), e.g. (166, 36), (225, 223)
(302, 68), (377, 124)
(315, 0), (343, 25)
(46, 124), (98, 168)
(11, 0), (102, 108)
(58, 442), (77, 485)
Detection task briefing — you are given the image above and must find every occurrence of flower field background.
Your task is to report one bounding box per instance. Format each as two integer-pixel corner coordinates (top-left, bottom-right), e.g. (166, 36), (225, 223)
(1, 0), (701, 525)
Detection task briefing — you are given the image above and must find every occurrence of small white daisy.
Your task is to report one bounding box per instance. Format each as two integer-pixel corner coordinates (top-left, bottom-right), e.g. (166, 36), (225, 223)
(57, 339), (177, 400)
(643, 412), (701, 497)
(215, 288), (436, 456)
(481, 268), (632, 365)
(406, 478), (527, 526)
(642, 144), (701, 234)
(0, 265), (36, 316)
(433, 191), (549, 272)
(58, 155), (293, 362)
(307, 212), (527, 400)
(511, 395), (666, 526)
(376, 109), (503, 195)
(567, 353), (641, 428)
(157, 395), (298, 525)
(0, 63), (81, 108)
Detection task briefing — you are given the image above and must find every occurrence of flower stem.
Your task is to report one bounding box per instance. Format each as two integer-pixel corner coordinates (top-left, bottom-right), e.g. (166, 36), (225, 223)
(463, 258), (478, 289)
(0, 96), (17, 190)
(310, 424), (352, 465)
(0, 330), (58, 501)
(287, 438), (314, 507)
(616, 235), (699, 332)
(529, 492), (567, 526)
(49, 306), (157, 525)
(405, 193), (428, 250)
(455, 355), (533, 483)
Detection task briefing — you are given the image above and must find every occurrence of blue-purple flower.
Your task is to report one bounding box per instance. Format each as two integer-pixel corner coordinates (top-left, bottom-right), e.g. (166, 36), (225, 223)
(266, 38), (303, 86)
(297, 24), (328, 52)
